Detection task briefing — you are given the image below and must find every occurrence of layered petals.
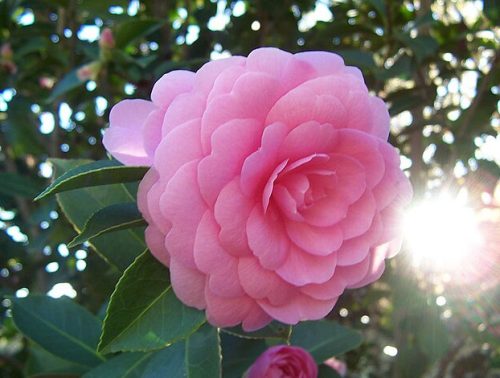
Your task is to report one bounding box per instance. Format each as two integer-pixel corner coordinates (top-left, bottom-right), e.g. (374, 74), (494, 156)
(104, 47), (412, 331)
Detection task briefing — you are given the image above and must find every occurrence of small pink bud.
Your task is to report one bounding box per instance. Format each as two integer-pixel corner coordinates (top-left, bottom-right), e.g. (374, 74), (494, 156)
(39, 77), (55, 89)
(76, 61), (101, 81)
(99, 28), (115, 50)
(324, 357), (347, 377)
(1, 43), (13, 59)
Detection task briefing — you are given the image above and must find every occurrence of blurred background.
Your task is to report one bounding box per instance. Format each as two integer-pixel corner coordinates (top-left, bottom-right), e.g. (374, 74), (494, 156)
(0, 0), (498, 377)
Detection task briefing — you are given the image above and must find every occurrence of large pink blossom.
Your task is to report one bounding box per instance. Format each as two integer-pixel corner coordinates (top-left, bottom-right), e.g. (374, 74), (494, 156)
(103, 48), (412, 331)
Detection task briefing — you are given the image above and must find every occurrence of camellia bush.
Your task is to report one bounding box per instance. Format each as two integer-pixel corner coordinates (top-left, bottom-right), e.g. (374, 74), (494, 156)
(0, 1), (499, 377)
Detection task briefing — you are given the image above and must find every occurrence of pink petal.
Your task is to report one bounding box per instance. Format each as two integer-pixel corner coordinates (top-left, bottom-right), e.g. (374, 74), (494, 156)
(146, 180), (171, 234)
(197, 118), (261, 206)
(339, 192), (377, 240)
(195, 56), (245, 95)
(259, 293), (337, 324)
(285, 220), (343, 256)
(207, 64), (246, 103)
(193, 211), (245, 298)
(272, 184), (303, 222)
(247, 48), (316, 92)
(161, 93), (205, 137)
(214, 179), (253, 257)
(150, 70), (195, 109)
(142, 109), (165, 158)
(266, 89), (347, 131)
(276, 245), (337, 285)
(161, 160), (207, 269)
(242, 305), (273, 332)
(333, 129), (385, 188)
(368, 96), (390, 140)
(137, 168), (158, 223)
(300, 190), (350, 227)
(246, 205), (290, 270)
(336, 237), (371, 266)
(238, 257), (295, 306)
(300, 275), (346, 301)
(347, 247), (387, 289)
(204, 287), (253, 328)
(145, 226), (169, 266)
(294, 51), (344, 76)
(103, 99), (157, 166)
(240, 122), (288, 198)
(278, 121), (336, 162)
(335, 255), (371, 286)
(200, 72), (281, 153)
(170, 258), (206, 309)
(154, 118), (203, 182)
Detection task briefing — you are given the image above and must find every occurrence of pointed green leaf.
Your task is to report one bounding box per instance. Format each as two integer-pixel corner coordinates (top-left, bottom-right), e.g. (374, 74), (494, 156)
(47, 69), (84, 103)
(142, 325), (221, 378)
(115, 20), (166, 49)
(290, 320), (363, 363)
(36, 159), (148, 201)
(10, 295), (105, 368)
(83, 352), (153, 378)
(0, 172), (43, 198)
(52, 159), (146, 271)
(69, 203), (146, 247)
(99, 251), (206, 354)
(25, 343), (91, 376)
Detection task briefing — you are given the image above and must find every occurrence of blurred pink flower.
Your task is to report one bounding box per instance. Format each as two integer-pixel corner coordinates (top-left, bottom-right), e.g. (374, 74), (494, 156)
(103, 47), (412, 330)
(246, 345), (318, 378)
(99, 27), (115, 50)
(324, 357), (347, 377)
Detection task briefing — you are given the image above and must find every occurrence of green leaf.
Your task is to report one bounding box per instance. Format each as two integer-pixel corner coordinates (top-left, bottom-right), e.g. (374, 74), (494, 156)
(223, 321), (291, 340)
(47, 69), (84, 103)
(387, 89), (423, 116)
(367, 0), (386, 17)
(115, 20), (166, 49)
(52, 159), (146, 271)
(98, 251), (206, 354)
(220, 333), (267, 378)
(25, 343), (90, 376)
(318, 364), (342, 378)
(0, 172), (43, 198)
(10, 295), (105, 368)
(83, 352), (153, 378)
(142, 324), (221, 378)
(69, 203), (146, 247)
(335, 49), (376, 70)
(396, 33), (439, 62)
(290, 320), (363, 363)
(36, 159), (148, 201)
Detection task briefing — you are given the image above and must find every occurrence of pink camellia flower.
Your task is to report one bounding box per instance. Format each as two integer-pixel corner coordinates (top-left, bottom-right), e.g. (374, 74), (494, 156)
(245, 345), (318, 378)
(103, 48), (412, 330)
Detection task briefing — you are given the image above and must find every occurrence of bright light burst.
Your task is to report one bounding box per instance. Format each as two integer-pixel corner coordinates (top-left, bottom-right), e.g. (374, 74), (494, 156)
(404, 195), (484, 271)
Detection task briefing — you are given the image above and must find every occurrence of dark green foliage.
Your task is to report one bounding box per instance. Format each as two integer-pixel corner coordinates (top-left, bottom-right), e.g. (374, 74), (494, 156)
(1, 1), (498, 377)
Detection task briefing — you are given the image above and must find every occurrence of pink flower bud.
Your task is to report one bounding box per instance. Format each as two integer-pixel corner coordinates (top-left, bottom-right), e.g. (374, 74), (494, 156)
(1, 43), (13, 59)
(39, 77), (55, 89)
(76, 62), (101, 82)
(324, 357), (347, 377)
(99, 28), (115, 50)
(246, 345), (318, 378)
